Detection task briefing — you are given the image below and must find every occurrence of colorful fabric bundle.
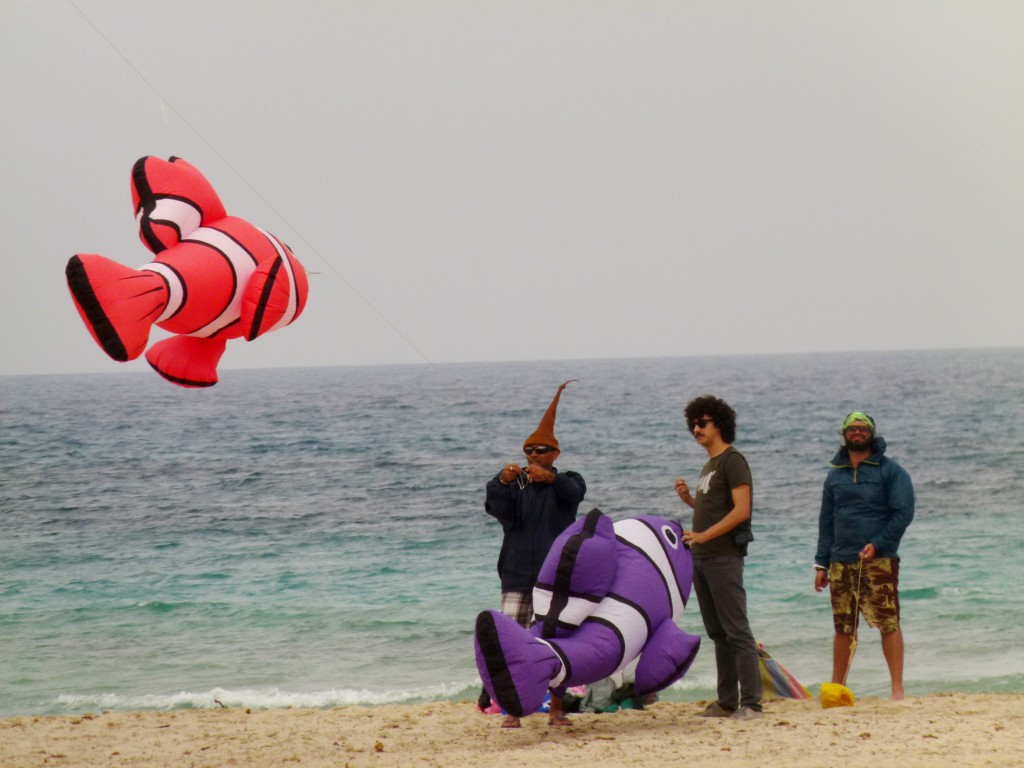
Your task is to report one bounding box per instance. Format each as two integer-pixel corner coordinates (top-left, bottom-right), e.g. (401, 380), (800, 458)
(757, 643), (812, 700)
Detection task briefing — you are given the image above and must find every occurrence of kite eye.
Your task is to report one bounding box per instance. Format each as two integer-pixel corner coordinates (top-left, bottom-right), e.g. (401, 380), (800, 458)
(661, 525), (680, 549)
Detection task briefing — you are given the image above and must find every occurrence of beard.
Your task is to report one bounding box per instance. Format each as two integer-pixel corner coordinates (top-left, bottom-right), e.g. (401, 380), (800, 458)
(845, 435), (873, 452)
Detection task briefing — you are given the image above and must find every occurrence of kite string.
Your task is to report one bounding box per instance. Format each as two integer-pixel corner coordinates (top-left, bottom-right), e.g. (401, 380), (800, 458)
(65, 0), (431, 364)
(842, 558), (864, 688)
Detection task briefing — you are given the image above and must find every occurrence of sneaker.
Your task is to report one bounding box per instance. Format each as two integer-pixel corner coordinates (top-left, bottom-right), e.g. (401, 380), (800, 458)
(698, 701), (736, 717)
(731, 706), (764, 720)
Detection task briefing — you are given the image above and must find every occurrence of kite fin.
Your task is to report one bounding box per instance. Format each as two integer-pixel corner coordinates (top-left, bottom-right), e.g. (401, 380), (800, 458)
(241, 240), (309, 341)
(633, 620), (701, 696)
(65, 253), (167, 362)
(532, 508), (617, 638)
(132, 156), (226, 254)
(145, 335), (227, 388)
(474, 610), (563, 718)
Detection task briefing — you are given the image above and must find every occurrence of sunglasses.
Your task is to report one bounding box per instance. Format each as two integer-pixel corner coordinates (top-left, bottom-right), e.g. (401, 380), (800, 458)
(523, 446), (555, 455)
(692, 417), (713, 429)
(845, 425), (873, 435)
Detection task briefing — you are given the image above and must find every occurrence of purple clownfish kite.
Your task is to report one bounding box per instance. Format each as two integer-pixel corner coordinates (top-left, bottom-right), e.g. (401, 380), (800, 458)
(474, 508), (701, 719)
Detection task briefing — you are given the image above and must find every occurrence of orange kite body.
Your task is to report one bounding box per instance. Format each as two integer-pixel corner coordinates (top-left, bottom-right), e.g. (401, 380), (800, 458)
(66, 156), (309, 387)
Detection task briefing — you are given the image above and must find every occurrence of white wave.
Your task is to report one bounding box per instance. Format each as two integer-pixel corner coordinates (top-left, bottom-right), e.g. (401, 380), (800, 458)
(54, 680), (482, 712)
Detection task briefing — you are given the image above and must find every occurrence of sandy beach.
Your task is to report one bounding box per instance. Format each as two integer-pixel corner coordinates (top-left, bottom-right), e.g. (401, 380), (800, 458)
(2, 693), (1021, 768)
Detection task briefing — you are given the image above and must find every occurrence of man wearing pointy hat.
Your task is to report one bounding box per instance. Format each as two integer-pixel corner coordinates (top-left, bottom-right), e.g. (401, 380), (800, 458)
(482, 380), (587, 727)
(814, 411), (915, 701)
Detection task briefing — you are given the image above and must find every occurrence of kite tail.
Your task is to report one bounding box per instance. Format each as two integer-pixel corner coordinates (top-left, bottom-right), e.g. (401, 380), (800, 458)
(65, 253), (168, 362)
(474, 610), (562, 718)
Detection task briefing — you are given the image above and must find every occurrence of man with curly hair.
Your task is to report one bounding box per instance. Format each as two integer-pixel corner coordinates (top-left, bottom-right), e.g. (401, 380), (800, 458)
(675, 395), (762, 720)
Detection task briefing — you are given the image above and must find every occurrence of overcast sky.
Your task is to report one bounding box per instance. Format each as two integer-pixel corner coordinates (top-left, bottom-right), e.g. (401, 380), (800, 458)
(2, 1), (1021, 378)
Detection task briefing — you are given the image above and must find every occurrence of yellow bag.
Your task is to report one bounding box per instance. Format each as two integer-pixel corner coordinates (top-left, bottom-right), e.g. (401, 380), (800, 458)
(820, 682), (856, 708)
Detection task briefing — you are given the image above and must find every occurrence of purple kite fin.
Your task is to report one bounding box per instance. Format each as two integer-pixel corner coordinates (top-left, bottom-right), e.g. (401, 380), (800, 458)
(533, 508), (617, 638)
(634, 619), (701, 696)
(474, 610), (563, 718)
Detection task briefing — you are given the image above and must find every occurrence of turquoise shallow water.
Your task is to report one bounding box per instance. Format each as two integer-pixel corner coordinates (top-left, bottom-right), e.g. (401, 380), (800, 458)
(2, 349), (1022, 716)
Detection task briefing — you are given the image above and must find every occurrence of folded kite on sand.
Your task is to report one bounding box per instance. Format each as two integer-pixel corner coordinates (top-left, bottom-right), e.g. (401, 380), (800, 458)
(757, 643), (812, 700)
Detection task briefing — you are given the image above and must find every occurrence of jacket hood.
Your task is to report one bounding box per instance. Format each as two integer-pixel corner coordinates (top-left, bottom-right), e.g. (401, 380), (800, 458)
(830, 435), (888, 468)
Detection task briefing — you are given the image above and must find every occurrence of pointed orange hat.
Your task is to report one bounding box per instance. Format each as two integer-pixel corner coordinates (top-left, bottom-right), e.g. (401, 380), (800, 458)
(523, 380), (577, 451)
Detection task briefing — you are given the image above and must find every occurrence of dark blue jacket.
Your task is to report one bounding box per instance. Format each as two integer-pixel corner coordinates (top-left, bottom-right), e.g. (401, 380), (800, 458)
(815, 437), (914, 566)
(485, 469), (586, 592)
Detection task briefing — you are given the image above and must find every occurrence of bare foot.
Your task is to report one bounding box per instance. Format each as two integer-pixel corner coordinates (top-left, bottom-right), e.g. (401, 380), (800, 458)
(501, 715), (521, 728)
(547, 694), (571, 726)
(890, 689), (905, 701)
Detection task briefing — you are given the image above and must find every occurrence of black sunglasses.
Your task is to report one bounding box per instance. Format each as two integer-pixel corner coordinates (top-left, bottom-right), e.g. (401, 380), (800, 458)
(523, 446), (555, 455)
(692, 417), (713, 429)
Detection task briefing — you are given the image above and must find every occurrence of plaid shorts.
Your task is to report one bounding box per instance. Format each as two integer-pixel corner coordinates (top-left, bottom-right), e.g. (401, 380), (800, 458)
(829, 558), (901, 635)
(500, 591), (535, 629)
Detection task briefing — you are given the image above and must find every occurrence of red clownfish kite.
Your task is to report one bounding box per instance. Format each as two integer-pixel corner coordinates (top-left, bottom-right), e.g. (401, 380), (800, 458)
(65, 156), (309, 388)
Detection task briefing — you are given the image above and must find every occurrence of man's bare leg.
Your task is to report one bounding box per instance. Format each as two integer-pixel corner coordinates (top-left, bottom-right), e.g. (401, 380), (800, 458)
(881, 629), (905, 700)
(832, 632), (854, 684)
(548, 695), (570, 726)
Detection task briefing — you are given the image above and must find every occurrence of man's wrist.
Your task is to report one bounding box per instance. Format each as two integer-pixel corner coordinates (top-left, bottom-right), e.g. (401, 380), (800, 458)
(814, 564), (827, 571)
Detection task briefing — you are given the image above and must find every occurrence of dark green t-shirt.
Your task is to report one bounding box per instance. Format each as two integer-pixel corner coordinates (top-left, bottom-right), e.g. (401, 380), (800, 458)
(691, 446), (753, 559)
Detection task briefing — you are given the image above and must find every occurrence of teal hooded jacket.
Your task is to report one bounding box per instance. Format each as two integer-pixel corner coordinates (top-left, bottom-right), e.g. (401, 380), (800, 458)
(815, 437), (915, 566)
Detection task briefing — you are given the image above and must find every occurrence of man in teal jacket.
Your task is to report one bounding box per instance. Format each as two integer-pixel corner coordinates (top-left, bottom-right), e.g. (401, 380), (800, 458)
(814, 412), (914, 700)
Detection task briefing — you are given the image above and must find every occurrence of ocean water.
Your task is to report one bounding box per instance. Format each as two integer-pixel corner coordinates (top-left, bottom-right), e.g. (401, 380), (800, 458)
(2, 349), (1022, 717)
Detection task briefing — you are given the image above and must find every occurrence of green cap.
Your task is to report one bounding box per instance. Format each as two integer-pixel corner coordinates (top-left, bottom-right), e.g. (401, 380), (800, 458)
(842, 411), (876, 433)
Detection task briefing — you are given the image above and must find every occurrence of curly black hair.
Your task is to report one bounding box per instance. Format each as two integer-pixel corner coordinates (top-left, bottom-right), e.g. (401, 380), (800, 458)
(684, 395), (737, 444)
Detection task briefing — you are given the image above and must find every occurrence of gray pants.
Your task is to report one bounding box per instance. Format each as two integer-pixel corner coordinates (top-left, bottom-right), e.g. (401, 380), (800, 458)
(693, 555), (762, 711)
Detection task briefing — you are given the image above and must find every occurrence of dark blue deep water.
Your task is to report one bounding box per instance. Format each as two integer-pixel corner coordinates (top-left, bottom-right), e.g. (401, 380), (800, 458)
(2, 349), (1022, 716)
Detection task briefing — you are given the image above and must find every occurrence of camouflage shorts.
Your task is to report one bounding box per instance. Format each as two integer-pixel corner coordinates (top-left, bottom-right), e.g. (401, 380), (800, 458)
(829, 558), (901, 634)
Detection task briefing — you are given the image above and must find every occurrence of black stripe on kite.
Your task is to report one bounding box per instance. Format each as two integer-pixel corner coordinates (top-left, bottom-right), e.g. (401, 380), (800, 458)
(147, 358), (216, 388)
(541, 507), (604, 639)
(65, 255), (128, 362)
(131, 158), (167, 254)
(616, 523), (675, 615)
(474, 611), (525, 718)
(247, 256), (284, 340)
